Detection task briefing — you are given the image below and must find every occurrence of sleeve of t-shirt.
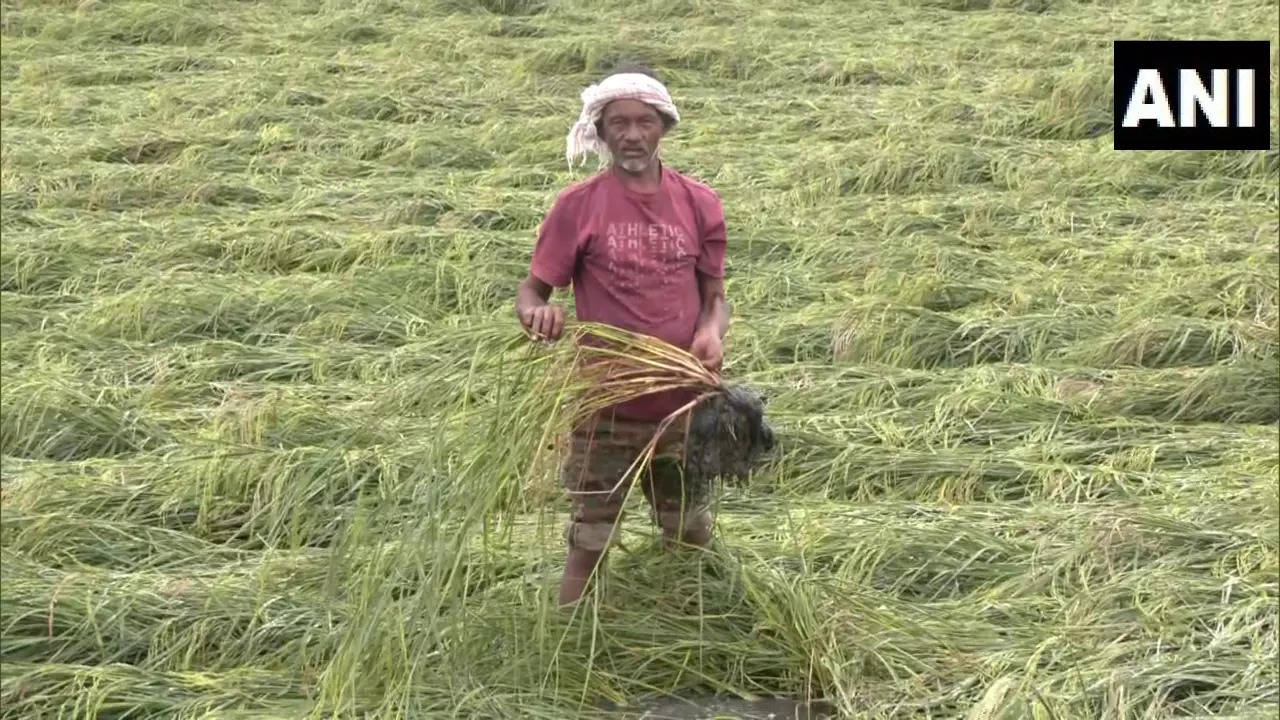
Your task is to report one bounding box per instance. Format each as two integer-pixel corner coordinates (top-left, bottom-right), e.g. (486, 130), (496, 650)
(695, 192), (727, 279)
(529, 191), (581, 288)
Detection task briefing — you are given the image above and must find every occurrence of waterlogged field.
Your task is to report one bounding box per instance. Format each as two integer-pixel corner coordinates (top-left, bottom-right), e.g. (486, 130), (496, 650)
(2, 0), (1278, 718)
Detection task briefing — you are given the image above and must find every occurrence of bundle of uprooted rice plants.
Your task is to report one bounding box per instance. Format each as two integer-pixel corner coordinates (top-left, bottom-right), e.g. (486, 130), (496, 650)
(506, 321), (777, 499)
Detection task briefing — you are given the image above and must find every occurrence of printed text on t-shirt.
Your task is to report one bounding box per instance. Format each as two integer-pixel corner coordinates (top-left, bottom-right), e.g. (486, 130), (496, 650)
(604, 222), (690, 292)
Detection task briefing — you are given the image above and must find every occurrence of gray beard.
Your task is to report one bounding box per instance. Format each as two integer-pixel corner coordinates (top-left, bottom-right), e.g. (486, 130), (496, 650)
(617, 157), (650, 173)
(615, 147), (659, 174)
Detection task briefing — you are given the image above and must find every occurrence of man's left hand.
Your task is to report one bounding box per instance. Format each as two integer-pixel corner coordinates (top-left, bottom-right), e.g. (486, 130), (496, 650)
(689, 328), (723, 373)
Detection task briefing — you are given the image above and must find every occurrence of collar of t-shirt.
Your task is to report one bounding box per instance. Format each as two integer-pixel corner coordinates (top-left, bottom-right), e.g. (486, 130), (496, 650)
(610, 164), (667, 202)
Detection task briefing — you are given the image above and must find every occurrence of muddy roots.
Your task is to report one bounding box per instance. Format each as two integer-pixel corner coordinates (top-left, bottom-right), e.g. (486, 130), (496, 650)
(684, 383), (776, 488)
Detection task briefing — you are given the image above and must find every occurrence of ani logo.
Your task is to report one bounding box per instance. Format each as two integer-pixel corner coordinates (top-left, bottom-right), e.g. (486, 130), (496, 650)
(1113, 40), (1270, 150)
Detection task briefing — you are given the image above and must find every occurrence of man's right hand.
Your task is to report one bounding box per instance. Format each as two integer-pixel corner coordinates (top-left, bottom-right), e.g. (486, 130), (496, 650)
(519, 302), (565, 341)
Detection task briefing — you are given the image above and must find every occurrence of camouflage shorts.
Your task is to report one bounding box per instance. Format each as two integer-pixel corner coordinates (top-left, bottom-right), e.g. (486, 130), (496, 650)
(560, 415), (712, 552)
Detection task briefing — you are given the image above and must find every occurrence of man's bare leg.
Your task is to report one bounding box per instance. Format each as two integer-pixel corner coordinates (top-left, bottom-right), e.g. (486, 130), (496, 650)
(559, 546), (606, 607)
(661, 518), (712, 550)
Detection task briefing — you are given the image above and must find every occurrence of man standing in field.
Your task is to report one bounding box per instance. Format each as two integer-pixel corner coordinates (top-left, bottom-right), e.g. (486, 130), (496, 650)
(514, 64), (731, 607)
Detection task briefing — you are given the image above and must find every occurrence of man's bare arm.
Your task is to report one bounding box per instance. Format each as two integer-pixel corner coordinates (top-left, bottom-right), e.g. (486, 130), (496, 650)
(515, 274), (565, 340)
(688, 273), (729, 371)
(695, 273), (730, 340)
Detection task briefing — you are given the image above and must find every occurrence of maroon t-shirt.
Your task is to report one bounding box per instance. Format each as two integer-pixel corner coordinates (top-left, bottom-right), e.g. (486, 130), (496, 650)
(530, 165), (727, 422)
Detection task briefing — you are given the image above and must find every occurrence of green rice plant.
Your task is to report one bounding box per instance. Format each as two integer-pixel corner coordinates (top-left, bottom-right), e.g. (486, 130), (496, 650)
(0, 662), (311, 719)
(0, 552), (345, 672)
(1062, 316), (1274, 368)
(0, 510), (250, 571)
(1053, 359), (1280, 424)
(0, 373), (172, 461)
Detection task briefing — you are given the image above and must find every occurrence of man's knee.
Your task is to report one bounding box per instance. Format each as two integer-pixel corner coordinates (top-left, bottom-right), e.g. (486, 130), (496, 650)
(565, 518), (622, 552)
(657, 504), (712, 544)
(561, 423), (635, 553)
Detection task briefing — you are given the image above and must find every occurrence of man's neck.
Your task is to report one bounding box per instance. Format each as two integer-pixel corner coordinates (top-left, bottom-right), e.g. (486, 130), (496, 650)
(612, 162), (663, 193)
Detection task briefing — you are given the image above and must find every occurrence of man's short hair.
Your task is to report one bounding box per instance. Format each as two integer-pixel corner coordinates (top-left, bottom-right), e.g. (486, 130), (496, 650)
(596, 61), (677, 132)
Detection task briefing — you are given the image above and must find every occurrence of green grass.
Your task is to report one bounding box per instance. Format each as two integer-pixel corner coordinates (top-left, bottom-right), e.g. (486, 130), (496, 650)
(2, 0), (1278, 717)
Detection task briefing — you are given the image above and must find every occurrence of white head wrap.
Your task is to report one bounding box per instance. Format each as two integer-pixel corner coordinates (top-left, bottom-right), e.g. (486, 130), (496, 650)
(565, 72), (680, 170)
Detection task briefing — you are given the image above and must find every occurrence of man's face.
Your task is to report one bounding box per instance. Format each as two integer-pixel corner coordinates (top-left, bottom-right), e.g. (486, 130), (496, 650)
(599, 98), (666, 174)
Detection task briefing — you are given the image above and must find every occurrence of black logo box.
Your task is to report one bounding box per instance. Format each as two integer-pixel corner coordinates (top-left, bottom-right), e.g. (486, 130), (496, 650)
(1113, 40), (1271, 150)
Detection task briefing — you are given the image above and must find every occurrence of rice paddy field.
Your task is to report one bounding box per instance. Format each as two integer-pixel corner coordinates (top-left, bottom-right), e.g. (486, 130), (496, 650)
(2, 0), (1279, 717)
